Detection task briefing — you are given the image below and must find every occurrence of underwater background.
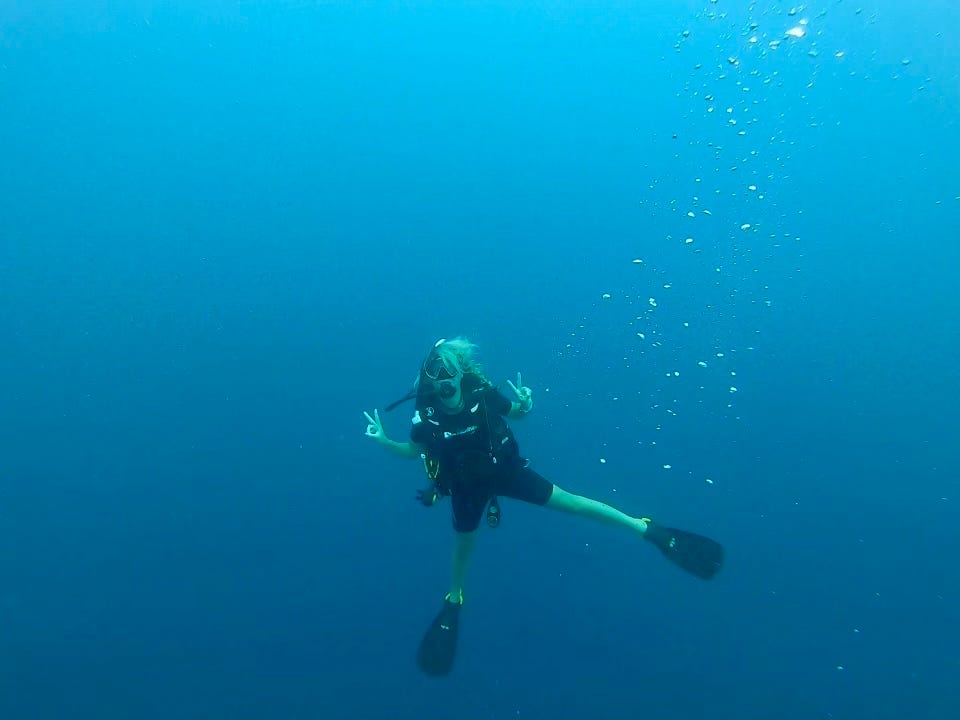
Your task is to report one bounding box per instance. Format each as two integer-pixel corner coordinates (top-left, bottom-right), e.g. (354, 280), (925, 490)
(1, 1), (958, 718)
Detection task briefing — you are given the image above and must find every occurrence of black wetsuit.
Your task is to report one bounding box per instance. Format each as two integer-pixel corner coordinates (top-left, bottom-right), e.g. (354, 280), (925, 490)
(410, 373), (554, 532)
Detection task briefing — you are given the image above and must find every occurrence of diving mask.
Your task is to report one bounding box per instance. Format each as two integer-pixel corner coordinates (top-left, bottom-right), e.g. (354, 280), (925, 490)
(423, 345), (459, 382)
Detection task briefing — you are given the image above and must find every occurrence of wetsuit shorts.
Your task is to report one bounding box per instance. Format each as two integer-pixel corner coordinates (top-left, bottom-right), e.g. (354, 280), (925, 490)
(450, 461), (554, 533)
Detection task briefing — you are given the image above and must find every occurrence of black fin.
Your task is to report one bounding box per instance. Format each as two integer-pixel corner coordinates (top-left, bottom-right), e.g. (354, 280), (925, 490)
(644, 521), (724, 580)
(416, 598), (461, 676)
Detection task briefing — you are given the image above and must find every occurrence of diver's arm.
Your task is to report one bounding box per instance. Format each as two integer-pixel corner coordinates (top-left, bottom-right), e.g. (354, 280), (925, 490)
(381, 438), (424, 459)
(364, 409), (424, 459)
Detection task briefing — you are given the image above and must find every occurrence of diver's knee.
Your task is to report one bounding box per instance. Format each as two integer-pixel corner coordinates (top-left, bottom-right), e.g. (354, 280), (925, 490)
(546, 485), (575, 510)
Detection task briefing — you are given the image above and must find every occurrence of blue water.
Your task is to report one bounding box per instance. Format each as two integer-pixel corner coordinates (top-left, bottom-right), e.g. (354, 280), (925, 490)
(1, 1), (958, 718)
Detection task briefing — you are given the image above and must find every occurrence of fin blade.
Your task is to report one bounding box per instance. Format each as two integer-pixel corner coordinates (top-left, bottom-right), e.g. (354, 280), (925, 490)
(416, 601), (461, 676)
(646, 523), (724, 580)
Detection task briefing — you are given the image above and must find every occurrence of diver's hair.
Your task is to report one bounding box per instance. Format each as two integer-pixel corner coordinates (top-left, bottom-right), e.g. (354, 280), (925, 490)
(436, 336), (484, 378)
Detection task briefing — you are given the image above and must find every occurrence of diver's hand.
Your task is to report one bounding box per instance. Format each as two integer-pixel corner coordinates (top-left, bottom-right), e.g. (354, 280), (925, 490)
(507, 372), (534, 413)
(364, 410), (422, 459)
(363, 409), (389, 444)
(416, 485), (441, 507)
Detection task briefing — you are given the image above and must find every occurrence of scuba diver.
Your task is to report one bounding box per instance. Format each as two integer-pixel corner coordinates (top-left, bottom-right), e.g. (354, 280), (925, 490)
(363, 337), (723, 676)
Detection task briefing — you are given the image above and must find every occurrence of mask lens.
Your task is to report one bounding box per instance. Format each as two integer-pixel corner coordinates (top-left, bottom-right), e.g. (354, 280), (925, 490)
(425, 354), (458, 381)
(436, 364), (457, 381)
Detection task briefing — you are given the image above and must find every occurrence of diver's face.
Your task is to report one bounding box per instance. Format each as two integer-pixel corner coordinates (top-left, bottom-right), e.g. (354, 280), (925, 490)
(425, 352), (462, 407)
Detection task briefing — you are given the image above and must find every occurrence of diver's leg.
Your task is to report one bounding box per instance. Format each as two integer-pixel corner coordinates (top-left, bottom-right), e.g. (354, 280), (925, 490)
(546, 485), (648, 536)
(447, 530), (477, 603)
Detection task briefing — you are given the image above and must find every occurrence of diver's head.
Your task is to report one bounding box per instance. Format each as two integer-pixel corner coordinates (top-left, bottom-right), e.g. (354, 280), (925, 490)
(421, 338), (464, 407)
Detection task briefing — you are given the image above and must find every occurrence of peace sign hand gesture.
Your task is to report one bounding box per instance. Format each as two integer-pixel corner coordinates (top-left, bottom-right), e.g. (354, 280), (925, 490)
(507, 372), (534, 414)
